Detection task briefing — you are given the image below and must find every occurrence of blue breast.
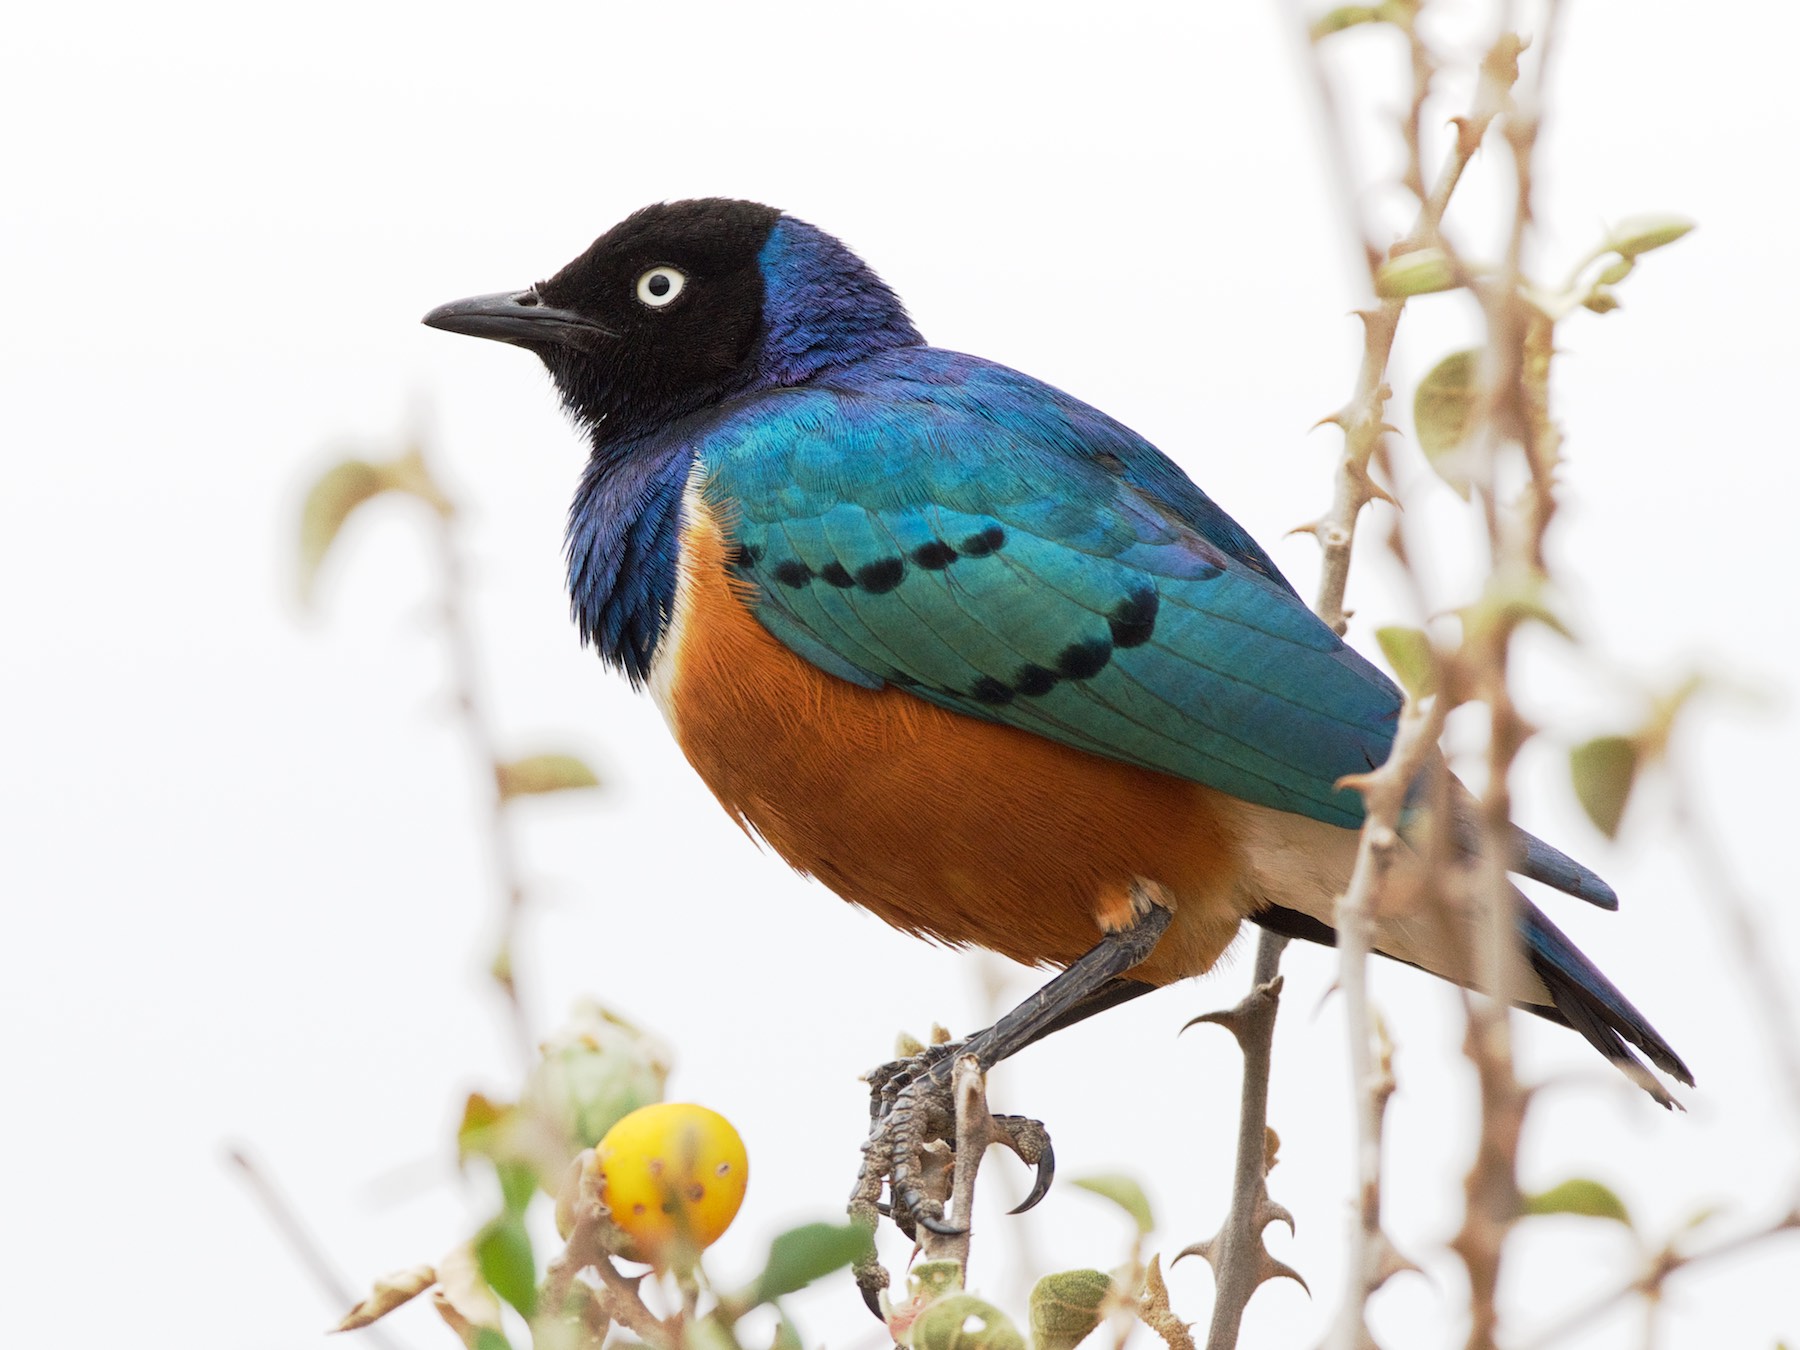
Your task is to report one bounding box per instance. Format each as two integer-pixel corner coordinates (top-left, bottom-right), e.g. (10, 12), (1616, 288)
(566, 432), (696, 685)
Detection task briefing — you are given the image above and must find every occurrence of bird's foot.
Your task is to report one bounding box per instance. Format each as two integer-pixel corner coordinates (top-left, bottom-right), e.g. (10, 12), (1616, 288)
(849, 1042), (1058, 1247)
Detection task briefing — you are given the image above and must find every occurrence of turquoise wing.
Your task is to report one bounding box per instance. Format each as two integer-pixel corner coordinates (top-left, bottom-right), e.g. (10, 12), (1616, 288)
(697, 352), (1401, 829)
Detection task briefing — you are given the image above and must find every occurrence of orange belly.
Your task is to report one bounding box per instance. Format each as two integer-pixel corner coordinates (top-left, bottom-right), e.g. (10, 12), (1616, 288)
(656, 494), (1256, 986)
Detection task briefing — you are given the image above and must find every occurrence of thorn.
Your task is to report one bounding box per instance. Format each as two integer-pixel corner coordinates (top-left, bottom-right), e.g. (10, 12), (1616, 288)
(1260, 1200), (1297, 1238)
(1172, 1237), (1219, 1271)
(1314, 980), (1342, 1020)
(1259, 1253), (1311, 1296)
(1313, 409), (1349, 431)
(1181, 1007), (1248, 1040)
(1287, 519), (1325, 540)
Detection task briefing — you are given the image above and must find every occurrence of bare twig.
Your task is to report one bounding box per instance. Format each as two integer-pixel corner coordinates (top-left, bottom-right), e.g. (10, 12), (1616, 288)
(1279, 0), (1383, 280)
(1515, 1208), (1800, 1350)
(398, 441), (536, 1065)
(1325, 696), (1448, 1350)
(547, 1167), (681, 1349)
(916, 1055), (988, 1273)
(226, 1147), (410, 1350)
(1667, 769), (1800, 1152)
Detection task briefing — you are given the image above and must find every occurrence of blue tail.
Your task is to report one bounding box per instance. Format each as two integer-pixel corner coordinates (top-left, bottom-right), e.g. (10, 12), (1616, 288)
(1514, 827), (1619, 911)
(1252, 895), (1692, 1106)
(1520, 900), (1692, 1105)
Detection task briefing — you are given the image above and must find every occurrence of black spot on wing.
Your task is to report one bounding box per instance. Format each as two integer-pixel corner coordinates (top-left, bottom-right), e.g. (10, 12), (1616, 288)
(970, 676), (1015, 705)
(773, 559), (812, 588)
(910, 540), (958, 570)
(856, 558), (906, 594)
(1013, 663), (1059, 697)
(1056, 638), (1113, 681)
(730, 541), (764, 571)
(819, 561), (857, 588)
(1108, 588), (1159, 648)
(959, 525), (1006, 557)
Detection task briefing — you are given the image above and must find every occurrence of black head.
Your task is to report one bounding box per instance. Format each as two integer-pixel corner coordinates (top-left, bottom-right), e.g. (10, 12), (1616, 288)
(423, 198), (921, 446)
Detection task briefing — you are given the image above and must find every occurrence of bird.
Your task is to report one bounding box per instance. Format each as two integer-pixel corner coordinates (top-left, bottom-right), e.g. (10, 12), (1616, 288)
(424, 197), (1690, 1235)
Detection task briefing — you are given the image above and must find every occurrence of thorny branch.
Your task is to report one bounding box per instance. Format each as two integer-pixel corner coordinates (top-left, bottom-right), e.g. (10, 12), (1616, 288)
(1178, 936), (1304, 1350)
(1195, 20), (1508, 1337)
(1298, 11), (1498, 640)
(1285, 12), (1523, 1349)
(1444, 14), (1566, 1349)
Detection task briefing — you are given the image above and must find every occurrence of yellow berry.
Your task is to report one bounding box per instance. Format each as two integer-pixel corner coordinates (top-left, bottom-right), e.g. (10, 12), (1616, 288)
(588, 1103), (748, 1265)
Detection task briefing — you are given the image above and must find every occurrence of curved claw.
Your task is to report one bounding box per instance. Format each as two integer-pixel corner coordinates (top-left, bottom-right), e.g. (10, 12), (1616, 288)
(916, 1209), (967, 1237)
(860, 1281), (885, 1320)
(1008, 1139), (1056, 1215)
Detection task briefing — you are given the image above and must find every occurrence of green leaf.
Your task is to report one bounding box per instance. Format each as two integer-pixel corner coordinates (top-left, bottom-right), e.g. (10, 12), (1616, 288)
(1412, 349), (1479, 498)
(910, 1260), (965, 1301)
(1596, 256), (1635, 286)
(497, 1159), (538, 1216)
(1029, 1269), (1112, 1350)
(1462, 568), (1573, 644)
(1522, 1178), (1634, 1228)
(474, 1331), (513, 1350)
(1376, 626), (1438, 699)
(476, 1214), (538, 1319)
(1607, 213), (1696, 260)
(770, 1313), (804, 1350)
(684, 1314), (742, 1350)
(747, 1221), (874, 1305)
(1570, 736), (1640, 839)
(1375, 247), (1457, 299)
(909, 1294), (1026, 1350)
(298, 458), (387, 606)
(1070, 1175), (1154, 1236)
(496, 752), (602, 801)
(458, 1092), (510, 1163)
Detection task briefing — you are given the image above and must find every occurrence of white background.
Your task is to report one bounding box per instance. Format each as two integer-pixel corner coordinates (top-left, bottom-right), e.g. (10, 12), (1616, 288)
(5, 2), (1797, 1347)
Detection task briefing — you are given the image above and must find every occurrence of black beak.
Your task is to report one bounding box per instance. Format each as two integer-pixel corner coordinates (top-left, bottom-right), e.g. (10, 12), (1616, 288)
(422, 288), (615, 348)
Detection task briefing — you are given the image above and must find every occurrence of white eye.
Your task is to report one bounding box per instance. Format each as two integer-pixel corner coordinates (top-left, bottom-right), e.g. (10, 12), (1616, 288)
(636, 266), (686, 308)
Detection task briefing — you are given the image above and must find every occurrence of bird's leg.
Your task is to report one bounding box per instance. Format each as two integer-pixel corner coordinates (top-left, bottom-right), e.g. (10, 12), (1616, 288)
(854, 887), (1173, 1257)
